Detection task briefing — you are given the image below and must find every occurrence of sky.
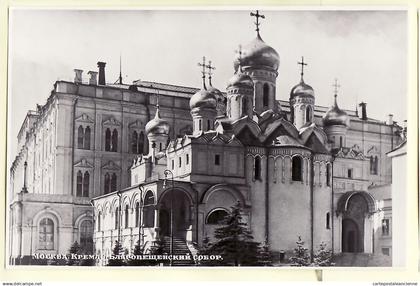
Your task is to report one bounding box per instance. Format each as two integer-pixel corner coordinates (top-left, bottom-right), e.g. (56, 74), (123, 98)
(8, 9), (407, 162)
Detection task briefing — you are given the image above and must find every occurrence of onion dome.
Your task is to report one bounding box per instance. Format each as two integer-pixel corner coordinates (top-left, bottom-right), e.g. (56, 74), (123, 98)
(290, 79), (315, 98)
(323, 95), (350, 127)
(145, 106), (170, 135)
(233, 35), (280, 72)
(208, 85), (226, 111)
(227, 70), (254, 89)
(189, 87), (217, 110)
(207, 76), (224, 100)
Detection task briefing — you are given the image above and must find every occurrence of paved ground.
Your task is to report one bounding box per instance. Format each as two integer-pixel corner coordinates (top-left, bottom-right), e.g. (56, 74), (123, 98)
(331, 252), (392, 267)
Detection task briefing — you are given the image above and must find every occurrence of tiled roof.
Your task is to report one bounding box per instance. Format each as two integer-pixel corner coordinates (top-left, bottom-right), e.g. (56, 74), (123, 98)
(132, 80), (201, 94)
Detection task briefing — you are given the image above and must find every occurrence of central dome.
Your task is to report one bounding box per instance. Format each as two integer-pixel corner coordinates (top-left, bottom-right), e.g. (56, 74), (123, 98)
(233, 35), (280, 71)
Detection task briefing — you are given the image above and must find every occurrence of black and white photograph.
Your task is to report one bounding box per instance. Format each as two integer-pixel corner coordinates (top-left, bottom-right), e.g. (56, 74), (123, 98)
(7, 8), (408, 267)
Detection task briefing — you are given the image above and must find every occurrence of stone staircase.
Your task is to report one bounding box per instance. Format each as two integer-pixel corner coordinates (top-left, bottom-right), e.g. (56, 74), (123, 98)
(162, 236), (196, 266)
(332, 253), (392, 267)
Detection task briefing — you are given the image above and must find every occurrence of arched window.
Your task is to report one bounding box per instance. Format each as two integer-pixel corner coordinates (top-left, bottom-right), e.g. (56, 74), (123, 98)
(242, 97), (247, 115)
(84, 126), (91, 150)
(326, 212), (330, 229)
(135, 202), (140, 227)
(138, 132), (145, 154)
(143, 191), (155, 228)
(77, 126), (84, 149)
(105, 128), (111, 151)
(80, 220), (93, 253)
(115, 207), (120, 229)
(370, 156), (374, 174)
(292, 156), (302, 181)
(306, 106), (311, 123)
(159, 142), (163, 151)
(131, 131), (138, 154)
(207, 120), (211, 130)
(39, 218), (54, 250)
(97, 212), (102, 231)
(76, 171), (83, 197)
(206, 209), (229, 224)
(83, 171), (90, 197)
(374, 156), (379, 175)
(111, 173), (117, 193)
(198, 120), (202, 131)
(111, 129), (118, 152)
(104, 173), (110, 194)
(339, 137), (343, 148)
(124, 205), (129, 228)
(326, 164), (331, 187)
(263, 83), (269, 107)
(254, 156), (262, 180)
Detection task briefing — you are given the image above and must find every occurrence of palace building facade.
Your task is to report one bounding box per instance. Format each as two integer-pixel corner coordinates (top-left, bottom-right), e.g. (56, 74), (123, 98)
(8, 13), (404, 266)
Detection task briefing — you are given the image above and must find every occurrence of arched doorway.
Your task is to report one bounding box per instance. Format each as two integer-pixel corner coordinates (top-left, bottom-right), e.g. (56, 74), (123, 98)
(342, 218), (360, 252)
(159, 209), (170, 236)
(158, 189), (192, 239)
(338, 192), (374, 253)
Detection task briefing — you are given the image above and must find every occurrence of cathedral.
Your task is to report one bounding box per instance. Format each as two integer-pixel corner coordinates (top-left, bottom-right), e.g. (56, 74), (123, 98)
(8, 11), (403, 266)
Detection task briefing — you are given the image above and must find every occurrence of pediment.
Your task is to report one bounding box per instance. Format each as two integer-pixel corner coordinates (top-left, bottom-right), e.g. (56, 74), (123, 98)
(103, 117), (121, 126)
(366, 145), (378, 154)
(75, 113), (94, 124)
(74, 158), (94, 169)
(101, 160), (120, 170)
(128, 119), (143, 129)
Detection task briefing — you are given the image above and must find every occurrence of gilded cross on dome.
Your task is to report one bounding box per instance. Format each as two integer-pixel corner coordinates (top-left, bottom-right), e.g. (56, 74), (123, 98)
(333, 78), (341, 95)
(297, 56), (308, 81)
(250, 10), (265, 36)
(206, 60), (216, 86)
(197, 56), (207, 88)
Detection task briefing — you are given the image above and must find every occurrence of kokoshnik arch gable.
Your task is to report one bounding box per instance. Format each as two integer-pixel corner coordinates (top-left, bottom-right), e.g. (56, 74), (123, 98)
(8, 10), (405, 266)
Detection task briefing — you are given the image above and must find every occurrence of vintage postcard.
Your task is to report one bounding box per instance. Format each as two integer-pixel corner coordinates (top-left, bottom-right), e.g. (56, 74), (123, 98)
(6, 8), (408, 267)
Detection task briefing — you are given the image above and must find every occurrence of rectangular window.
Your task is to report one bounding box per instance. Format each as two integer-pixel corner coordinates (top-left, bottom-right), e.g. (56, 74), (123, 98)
(347, 169), (353, 179)
(214, 154), (220, 166)
(381, 248), (390, 256)
(382, 219), (390, 236)
(326, 212), (330, 229)
(171, 160), (174, 170)
(178, 157), (182, 168)
(186, 154), (189, 165)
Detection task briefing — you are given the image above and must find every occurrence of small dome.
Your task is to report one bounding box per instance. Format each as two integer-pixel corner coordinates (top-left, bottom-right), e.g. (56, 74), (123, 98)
(233, 35), (280, 71)
(323, 96), (349, 127)
(189, 87), (217, 110)
(290, 80), (315, 98)
(145, 107), (170, 135)
(227, 71), (254, 89)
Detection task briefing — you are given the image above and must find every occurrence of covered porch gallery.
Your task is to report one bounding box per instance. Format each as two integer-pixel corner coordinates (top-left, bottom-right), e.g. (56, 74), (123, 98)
(93, 181), (248, 258)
